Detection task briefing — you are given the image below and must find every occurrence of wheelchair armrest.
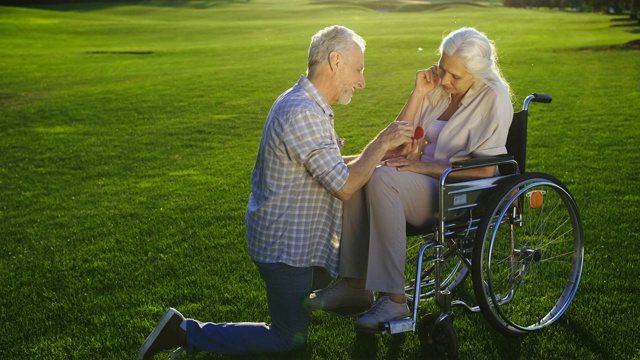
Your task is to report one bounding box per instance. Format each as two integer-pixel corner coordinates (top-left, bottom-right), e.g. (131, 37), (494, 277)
(442, 155), (519, 186)
(451, 155), (514, 169)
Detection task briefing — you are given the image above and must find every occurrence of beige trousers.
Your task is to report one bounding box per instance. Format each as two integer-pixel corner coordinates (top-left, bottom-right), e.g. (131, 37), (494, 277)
(339, 166), (439, 294)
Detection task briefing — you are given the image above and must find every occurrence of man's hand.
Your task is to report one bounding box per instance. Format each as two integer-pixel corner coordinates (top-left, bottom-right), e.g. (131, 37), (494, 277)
(382, 139), (420, 160)
(382, 125), (423, 160)
(376, 121), (414, 151)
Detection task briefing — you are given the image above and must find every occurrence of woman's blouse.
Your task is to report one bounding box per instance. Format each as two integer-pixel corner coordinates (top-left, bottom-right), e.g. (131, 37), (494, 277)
(413, 83), (513, 164)
(420, 120), (448, 163)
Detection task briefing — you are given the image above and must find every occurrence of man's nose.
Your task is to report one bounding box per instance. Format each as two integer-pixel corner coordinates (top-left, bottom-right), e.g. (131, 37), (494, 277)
(358, 74), (366, 89)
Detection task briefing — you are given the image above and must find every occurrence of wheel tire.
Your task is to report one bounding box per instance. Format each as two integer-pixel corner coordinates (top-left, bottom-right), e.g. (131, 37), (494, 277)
(472, 172), (584, 336)
(418, 313), (459, 360)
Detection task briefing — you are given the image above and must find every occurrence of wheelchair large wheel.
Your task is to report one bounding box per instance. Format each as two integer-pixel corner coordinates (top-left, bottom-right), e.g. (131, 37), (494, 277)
(472, 172), (584, 336)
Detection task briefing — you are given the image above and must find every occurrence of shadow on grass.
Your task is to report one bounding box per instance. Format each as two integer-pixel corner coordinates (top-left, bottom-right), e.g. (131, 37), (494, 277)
(577, 39), (640, 51)
(555, 314), (614, 359)
(352, 331), (379, 359)
(610, 16), (640, 27)
(351, 331), (411, 359)
(577, 17), (640, 50)
(489, 328), (525, 359)
(609, 15), (640, 35)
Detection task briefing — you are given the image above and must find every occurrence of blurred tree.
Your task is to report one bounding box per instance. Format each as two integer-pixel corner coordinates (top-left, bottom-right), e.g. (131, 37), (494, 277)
(630, 0), (638, 19)
(503, 0), (637, 19)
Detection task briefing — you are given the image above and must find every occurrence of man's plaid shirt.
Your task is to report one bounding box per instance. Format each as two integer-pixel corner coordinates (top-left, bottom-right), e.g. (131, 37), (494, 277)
(246, 76), (349, 277)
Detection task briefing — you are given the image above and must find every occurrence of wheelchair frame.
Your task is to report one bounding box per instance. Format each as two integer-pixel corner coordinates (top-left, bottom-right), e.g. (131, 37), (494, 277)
(380, 94), (585, 358)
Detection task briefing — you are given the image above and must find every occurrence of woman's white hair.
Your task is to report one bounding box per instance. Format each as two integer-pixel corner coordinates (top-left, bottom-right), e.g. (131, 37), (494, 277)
(430, 27), (512, 103)
(307, 25), (366, 74)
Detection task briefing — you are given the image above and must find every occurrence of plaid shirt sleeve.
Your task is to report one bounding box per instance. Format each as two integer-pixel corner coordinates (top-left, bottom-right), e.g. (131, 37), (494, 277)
(284, 108), (348, 195)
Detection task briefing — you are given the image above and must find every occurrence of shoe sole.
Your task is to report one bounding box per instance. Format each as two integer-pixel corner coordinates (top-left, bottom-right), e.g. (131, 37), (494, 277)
(355, 319), (395, 333)
(137, 308), (181, 360)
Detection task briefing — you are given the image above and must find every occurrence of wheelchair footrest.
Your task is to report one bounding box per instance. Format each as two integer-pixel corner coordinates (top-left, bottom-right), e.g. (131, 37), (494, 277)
(384, 318), (415, 334)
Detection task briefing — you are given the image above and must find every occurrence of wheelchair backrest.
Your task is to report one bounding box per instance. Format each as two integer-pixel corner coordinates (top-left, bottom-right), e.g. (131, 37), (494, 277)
(501, 109), (528, 175)
(501, 93), (553, 175)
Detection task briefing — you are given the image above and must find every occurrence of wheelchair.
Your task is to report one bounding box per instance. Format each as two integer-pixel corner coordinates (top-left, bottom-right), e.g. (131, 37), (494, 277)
(380, 94), (585, 358)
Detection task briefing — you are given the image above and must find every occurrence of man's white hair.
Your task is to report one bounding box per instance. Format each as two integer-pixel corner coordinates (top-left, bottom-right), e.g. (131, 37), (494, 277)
(307, 25), (366, 74)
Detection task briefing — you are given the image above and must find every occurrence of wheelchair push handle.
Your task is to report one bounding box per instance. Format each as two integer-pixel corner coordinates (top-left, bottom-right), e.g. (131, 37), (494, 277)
(523, 93), (552, 110)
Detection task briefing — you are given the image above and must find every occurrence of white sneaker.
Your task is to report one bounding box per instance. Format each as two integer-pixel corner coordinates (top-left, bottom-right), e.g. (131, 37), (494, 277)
(305, 279), (373, 311)
(355, 296), (410, 332)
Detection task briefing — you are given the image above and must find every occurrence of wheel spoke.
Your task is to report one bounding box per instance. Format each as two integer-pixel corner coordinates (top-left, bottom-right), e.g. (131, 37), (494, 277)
(473, 173), (584, 336)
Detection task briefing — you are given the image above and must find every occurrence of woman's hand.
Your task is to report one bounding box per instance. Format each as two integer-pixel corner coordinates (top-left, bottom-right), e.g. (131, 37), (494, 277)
(382, 156), (446, 178)
(382, 156), (424, 173)
(414, 65), (440, 96)
(384, 156), (498, 180)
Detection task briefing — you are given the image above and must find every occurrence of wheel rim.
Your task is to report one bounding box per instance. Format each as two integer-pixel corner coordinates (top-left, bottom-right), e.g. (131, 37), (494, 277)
(418, 313), (459, 359)
(478, 177), (584, 333)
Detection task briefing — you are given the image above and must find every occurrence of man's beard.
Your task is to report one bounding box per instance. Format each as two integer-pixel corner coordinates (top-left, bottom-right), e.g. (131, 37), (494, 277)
(337, 90), (352, 105)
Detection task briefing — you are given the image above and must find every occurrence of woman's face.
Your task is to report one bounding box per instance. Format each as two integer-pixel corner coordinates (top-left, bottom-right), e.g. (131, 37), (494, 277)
(438, 54), (475, 96)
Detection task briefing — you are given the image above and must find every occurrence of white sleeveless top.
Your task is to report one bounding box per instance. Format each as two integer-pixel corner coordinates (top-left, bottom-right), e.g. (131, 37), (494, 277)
(420, 120), (447, 163)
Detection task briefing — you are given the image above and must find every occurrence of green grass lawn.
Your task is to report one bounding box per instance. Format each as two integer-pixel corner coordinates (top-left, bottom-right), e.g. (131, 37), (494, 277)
(1, 0), (639, 359)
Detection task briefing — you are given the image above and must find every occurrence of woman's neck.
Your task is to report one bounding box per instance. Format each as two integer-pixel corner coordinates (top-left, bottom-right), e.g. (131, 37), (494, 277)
(451, 87), (471, 104)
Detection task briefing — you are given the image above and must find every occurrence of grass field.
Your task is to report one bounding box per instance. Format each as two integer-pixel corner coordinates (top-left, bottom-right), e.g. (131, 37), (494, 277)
(1, 0), (639, 359)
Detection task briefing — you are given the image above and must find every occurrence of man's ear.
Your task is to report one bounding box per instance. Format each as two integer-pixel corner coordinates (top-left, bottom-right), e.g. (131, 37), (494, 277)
(328, 51), (341, 72)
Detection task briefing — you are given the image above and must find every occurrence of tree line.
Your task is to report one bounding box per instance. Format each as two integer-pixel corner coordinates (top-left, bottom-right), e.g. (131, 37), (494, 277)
(0, 0), (637, 21)
(505, 0), (638, 19)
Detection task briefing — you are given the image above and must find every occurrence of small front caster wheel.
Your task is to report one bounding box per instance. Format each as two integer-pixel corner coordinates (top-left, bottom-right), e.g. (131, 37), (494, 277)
(418, 313), (459, 360)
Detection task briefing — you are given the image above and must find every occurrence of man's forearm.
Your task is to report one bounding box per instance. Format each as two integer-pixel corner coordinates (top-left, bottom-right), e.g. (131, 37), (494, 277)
(333, 120), (413, 201)
(343, 155), (359, 164)
(334, 139), (387, 201)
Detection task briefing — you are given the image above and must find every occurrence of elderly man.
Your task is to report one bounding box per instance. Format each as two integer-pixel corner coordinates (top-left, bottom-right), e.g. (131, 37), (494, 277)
(137, 25), (413, 359)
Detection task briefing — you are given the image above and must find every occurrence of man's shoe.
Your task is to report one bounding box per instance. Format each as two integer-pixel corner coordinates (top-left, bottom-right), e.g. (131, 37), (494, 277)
(137, 308), (187, 360)
(355, 296), (410, 332)
(305, 279), (373, 311)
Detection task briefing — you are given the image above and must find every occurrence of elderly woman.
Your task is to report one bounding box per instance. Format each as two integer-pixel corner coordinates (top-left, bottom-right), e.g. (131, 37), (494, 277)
(306, 27), (514, 331)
